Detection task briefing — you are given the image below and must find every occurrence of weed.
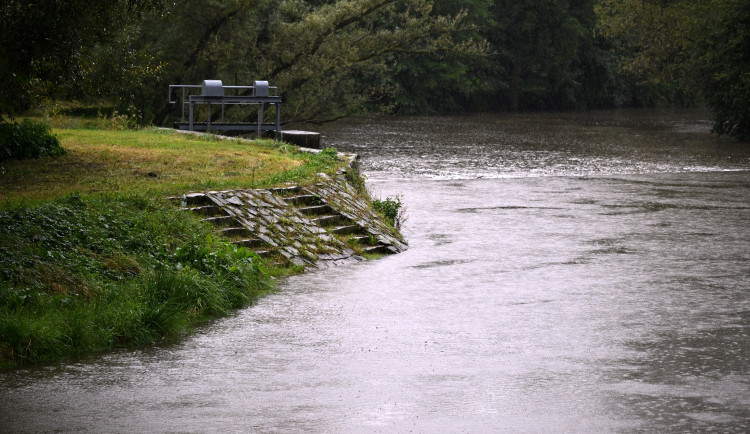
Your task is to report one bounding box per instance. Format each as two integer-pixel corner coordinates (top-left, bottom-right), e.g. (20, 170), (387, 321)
(372, 195), (405, 229)
(345, 165), (367, 194)
(260, 147), (343, 187)
(101, 105), (141, 131)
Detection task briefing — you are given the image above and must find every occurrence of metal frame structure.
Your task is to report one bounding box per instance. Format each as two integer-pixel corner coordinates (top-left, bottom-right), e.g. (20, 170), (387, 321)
(168, 80), (282, 138)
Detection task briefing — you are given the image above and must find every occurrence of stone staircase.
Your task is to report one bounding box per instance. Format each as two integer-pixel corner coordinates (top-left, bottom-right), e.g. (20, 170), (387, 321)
(172, 179), (406, 269)
(179, 193), (276, 260)
(268, 186), (395, 256)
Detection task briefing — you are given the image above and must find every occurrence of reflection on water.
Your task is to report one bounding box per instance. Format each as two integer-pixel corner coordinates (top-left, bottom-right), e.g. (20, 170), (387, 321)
(2, 110), (750, 432)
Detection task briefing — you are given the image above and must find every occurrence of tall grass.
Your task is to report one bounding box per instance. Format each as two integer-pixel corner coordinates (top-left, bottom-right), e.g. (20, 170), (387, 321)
(0, 194), (273, 368)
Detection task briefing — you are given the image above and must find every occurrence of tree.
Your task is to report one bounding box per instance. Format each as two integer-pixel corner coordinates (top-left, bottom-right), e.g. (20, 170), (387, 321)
(386, 0), (495, 114)
(127, 0), (487, 125)
(488, 0), (617, 112)
(596, 0), (750, 140)
(0, 0), (161, 117)
(696, 1), (750, 140)
(381, 0), (631, 114)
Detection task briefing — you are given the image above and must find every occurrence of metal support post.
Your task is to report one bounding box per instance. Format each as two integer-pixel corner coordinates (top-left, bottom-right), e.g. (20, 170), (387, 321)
(257, 103), (265, 139)
(189, 101), (194, 131)
(207, 102), (212, 133)
(181, 88), (186, 122)
(275, 103), (281, 140)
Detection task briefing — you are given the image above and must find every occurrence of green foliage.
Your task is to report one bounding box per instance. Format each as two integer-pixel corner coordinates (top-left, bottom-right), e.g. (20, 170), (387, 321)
(698, 1), (750, 140)
(489, 0), (609, 111)
(56, 105), (117, 118)
(596, 0), (749, 140)
(101, 106), (143, 131)
(393, 0), (633, 113)
(0, 0), (161, 117)
(382, 0), (494, 113)
(0, 118), (66, 161)
(0, 194), (272, 367)
(6, 0), (746, 136)
(125, 0), (487, 125)
(373, 195), (404, 229)
(345, 165), (368, 194)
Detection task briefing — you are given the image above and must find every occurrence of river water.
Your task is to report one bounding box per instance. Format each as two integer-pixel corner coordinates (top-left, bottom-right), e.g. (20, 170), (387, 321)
(2, 110), (750, 432)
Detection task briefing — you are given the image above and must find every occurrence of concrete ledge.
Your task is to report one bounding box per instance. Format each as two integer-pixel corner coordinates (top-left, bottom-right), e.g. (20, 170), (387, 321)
(280, 130), (321, 149)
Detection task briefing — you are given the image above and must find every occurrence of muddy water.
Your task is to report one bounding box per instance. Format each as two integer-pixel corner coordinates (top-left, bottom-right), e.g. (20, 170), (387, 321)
(2, 110), (750, 432)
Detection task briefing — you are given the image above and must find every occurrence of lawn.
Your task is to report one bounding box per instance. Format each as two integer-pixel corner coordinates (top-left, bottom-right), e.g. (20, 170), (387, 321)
(1, 127), (338, 205)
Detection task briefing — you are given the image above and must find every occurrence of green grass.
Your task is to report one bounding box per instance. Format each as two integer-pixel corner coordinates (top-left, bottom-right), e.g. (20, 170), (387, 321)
(1, 127), (345, 206)
(0, 194), (274, 368)
(0, 120), (347, 369)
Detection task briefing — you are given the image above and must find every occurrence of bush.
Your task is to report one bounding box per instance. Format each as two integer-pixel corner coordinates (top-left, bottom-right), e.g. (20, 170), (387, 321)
(0, 118), (66, 161)
(373, 195), (404, 229)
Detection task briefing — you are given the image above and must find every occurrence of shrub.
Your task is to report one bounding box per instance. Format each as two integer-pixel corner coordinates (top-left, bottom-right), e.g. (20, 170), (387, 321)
(373, 195), (404, 229)
(0, 118), (66, 161)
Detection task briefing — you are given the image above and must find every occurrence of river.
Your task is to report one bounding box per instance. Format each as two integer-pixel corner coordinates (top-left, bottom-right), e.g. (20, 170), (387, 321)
(2, 109), (749, 432)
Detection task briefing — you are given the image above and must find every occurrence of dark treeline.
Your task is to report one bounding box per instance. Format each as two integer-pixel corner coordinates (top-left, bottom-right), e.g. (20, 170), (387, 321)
(393, 0), (633, 114)
(1, 0), (748, 140)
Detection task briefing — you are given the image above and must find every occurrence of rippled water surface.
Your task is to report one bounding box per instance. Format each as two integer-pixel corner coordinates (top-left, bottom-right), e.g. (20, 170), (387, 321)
(2, 110), (750, 432)
(320, 110), (749, 180)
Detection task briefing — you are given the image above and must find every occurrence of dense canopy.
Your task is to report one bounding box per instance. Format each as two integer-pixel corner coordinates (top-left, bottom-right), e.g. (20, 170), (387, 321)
(1, 0), (747, 140)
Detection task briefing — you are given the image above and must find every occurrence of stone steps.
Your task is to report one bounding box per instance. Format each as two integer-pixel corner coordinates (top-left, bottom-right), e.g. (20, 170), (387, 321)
(254, 249), (275, 258)
(219, 227), (252, 238)
(230, 238), (266, 249)
(332, 224), (359, 235)
(186, 205), (224, 216)
(277, 188), (394, 256)
(183, 193), (213, 207)
(200, 215), (235, 227)
(315, 218), (388, 253)
(172, 179), (406, 271)
(270, 187), (398, 263)
(311, 214), (346, 227)
(348, 235), (372, 244)
(283, 194), (322, 206)
(362, 244), (391, 255)
(267, 186), (301, 196)
(173, 192), (277, 259)
(298, 204), (334, 216)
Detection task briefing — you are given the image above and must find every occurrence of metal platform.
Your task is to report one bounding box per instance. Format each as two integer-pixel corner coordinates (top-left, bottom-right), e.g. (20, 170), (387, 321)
(169, 80), (282, 138)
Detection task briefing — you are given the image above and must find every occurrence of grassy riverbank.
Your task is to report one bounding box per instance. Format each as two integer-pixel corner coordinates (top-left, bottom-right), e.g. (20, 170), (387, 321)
(0, 125), (347, 369)
(1, 127), (339, 205)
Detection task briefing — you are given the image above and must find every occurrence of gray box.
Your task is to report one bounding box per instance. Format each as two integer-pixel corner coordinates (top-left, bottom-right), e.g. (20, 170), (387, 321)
(202, 80), (224, 97)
